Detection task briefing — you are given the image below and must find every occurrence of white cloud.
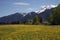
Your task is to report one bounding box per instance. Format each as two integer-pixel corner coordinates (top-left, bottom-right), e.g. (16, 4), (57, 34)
(13, 2), (30, 5)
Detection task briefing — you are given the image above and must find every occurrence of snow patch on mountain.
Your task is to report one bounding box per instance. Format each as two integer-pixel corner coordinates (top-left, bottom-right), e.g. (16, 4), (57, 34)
(35, 5), (58, 14)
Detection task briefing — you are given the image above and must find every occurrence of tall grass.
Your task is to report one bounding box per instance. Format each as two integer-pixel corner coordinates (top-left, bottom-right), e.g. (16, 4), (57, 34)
(0, 25), (60, 40)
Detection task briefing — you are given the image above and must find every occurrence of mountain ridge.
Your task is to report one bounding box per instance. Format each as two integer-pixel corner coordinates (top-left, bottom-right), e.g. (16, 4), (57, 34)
(0, 5), (57, 24)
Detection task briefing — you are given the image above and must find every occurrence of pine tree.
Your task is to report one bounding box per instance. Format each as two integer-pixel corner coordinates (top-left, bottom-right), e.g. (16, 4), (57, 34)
(48, 4), (60, 25)
(33, 15), (40, 24)
(26, 19), (33, 24)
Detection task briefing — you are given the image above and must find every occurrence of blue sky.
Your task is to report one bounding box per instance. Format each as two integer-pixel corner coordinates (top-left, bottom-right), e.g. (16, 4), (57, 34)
(0, 0), (60, 17)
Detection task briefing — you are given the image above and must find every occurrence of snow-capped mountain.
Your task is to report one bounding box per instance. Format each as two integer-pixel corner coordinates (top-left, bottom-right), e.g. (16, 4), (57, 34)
(35, 5), (57, 14)
(0, 5), (58, 24)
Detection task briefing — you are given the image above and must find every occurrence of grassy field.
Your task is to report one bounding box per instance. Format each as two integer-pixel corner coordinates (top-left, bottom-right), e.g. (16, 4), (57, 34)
(0, 25), (60, 40)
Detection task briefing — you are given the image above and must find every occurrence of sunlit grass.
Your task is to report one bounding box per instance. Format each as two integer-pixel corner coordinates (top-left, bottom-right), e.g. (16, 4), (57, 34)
(0, 25), (60, 40)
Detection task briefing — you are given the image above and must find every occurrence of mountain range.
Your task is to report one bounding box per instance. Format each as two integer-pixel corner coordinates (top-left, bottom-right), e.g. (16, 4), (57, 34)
(0, 5), (57, 24)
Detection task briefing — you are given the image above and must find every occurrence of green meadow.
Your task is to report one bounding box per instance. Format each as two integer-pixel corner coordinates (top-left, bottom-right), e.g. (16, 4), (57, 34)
(0, 25), (60, 40)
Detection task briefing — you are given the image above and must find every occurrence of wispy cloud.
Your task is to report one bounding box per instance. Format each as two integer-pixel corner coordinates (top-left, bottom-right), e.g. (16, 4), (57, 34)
(13, 2), (30, 5)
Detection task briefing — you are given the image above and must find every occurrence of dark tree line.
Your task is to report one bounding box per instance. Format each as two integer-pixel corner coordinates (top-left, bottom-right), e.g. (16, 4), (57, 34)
(48, 4), (60, 25)
(18, 15), (42, 25)
(0, 15), (42, 25)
